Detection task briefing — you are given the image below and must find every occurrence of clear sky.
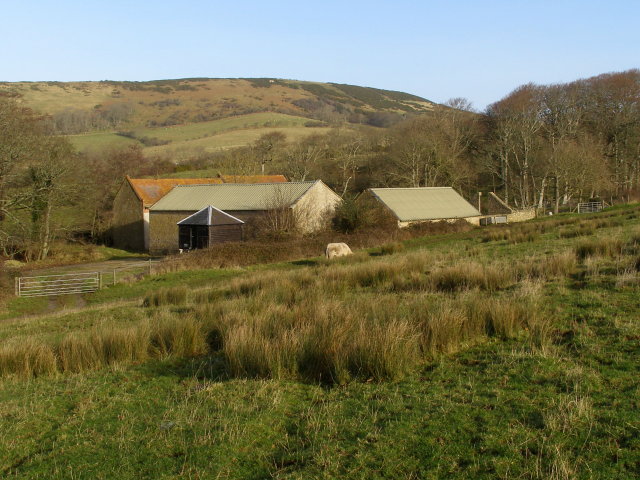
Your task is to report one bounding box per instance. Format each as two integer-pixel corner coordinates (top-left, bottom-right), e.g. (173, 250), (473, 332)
(2, 0), (638, 110)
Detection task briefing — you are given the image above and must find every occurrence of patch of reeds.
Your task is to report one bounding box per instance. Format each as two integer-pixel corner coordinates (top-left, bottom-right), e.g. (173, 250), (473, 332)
(0, 338), (58, 378)
(575, 238), (624, 260)
(429, 263), (512, 292)
(379, 242), (405, 255)
(558, 224), (595, 239)
(0, 314), (210, 378)
(143, 286), (188, 307)
(195, 287), (548, 383)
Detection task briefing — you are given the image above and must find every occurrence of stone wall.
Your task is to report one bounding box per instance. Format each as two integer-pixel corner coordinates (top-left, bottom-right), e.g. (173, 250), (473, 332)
(112, 181), (145, 251)
(507, 208), (537, 223)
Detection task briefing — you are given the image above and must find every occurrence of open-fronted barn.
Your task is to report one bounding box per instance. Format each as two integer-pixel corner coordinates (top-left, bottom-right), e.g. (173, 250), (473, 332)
(366, 187), (481, 227)
(149, 180), (341, 253)
(112, 175), (287, 251)
(177, 206), (245, 250)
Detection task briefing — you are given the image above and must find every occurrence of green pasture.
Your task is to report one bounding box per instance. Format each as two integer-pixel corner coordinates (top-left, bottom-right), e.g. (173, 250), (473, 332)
(1, 206), (639, 478)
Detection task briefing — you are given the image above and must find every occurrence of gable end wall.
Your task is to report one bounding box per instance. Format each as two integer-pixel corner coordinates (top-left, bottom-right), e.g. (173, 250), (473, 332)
(112, 181), (145, 251)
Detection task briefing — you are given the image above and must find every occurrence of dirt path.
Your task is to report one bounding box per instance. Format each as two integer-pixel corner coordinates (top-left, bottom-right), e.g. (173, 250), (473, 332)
(29, 257), (162, 276)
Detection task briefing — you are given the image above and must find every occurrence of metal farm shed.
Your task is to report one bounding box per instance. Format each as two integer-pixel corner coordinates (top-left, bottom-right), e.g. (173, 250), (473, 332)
(367, 187), (481, 227)
(177, 205), (244, 250)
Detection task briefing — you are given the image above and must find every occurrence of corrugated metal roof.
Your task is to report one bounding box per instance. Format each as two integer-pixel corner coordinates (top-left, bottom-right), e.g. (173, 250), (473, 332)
(128, 177), (223, 207)
(177, 206), (244, 226)
(127, 175), (287, 207)
(369, 187), (480, 221)
(151, 181), (317, 211)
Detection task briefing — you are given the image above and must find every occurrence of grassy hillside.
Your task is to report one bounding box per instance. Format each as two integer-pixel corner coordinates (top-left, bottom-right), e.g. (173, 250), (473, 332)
(68, 112), (331, 155)
(0, 207), (639, 478)
(1, 78), (418, 156)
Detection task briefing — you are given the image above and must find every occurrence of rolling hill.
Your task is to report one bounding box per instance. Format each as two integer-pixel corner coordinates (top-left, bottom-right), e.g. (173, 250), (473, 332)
(0, 78), (435, 156)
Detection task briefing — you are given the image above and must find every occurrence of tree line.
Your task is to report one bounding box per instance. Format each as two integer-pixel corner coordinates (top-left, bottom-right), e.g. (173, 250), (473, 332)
(0, 69), (638, 260)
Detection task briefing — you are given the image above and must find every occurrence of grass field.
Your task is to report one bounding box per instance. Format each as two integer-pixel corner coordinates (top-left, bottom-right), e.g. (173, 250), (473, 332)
(68, 112), (329, 156)
(1, 207), (639, 478)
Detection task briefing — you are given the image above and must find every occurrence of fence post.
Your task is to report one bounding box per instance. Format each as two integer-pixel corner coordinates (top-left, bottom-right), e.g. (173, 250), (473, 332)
(113, 269), (117, 286)
(15, 276), (19, 297)
(148, 258), (152, 275)
(98, 272), (103, 289)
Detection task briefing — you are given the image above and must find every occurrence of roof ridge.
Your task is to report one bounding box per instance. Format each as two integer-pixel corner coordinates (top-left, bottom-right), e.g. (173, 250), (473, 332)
(370, 186), (453, 190)
(173, 181), (316, 188)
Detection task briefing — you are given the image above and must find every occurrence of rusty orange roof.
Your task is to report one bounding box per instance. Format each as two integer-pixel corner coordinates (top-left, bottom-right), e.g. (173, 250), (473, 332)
(219, 174), (287, 184)
(128, 177), (224, 207)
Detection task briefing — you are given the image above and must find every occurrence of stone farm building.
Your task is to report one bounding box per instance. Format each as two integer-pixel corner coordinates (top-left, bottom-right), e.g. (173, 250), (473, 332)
(365, 187), (482, 227)
(112, 175), (287, 251)
(149, 181), (341, 253)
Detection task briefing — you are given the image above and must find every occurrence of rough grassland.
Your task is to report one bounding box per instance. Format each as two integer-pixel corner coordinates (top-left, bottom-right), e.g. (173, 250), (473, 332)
(0, 206), (639, 478)
(69, 112), (323, 154)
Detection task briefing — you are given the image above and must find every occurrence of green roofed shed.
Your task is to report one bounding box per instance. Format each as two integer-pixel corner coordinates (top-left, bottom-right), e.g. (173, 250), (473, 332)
(150, 182), (317, 212)
(368, 187), (481, 225)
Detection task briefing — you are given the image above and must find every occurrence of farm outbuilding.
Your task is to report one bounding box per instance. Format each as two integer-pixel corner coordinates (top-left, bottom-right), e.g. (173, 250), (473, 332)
(149, 180), (341, 253)
(177, 206), (244, 250)
(112, 175), (287, 251)
(366, 187), (482, 227)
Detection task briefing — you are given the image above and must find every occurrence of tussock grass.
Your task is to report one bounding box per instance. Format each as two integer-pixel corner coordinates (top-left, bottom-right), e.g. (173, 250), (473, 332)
(379, 242), (404, 255)
(0, 314), (209, 378)
(194, 288), (548, 383)
(0, 338), (57, 378)
(575, 238), (624, 260)
(143, 286), (188, 307)
(429, 263), (511, 292)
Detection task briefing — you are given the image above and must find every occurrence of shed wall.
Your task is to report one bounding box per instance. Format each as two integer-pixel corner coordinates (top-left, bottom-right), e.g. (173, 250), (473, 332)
(294, 182), (342, 233)
(209, 224), (244, 244)
(112, 182), (145, 251)
(150, 210), (262, 253)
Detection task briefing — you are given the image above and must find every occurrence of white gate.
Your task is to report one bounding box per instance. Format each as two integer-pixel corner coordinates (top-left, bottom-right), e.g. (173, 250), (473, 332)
(577, 202), (604, 213)
(15, 272), (101, 297)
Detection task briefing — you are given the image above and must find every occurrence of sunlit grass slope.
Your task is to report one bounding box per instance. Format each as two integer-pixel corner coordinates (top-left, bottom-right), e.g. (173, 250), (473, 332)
(0, 206), (639, 478)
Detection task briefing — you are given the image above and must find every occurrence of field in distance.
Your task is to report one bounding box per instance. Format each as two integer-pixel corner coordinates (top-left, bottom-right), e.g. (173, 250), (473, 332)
(68, 112), (333, 157)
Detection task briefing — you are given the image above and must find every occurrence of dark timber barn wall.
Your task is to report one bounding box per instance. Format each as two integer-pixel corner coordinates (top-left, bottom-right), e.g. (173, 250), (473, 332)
(208, 224), (243, 244)
(112, 182), (145, 251)
(150, 210), (262, 253)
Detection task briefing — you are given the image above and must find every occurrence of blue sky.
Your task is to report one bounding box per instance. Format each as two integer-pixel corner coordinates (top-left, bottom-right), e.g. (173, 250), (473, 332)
(3, 1), (638, 110)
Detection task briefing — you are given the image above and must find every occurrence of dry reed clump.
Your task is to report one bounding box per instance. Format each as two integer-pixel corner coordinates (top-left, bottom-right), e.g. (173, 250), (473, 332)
(558, 224), (595, 239)
(481, 228), (511, 243)
(149, 314), (208, 358)
(379, 242), (405, 255)
(197, 284), (548, 383)
(57, 333), (102, 373)
(0, 338), (58, 378)
(515, 252), (576, 280)
(0, 314), (211, 378)
(143, 286), (188, 307)
(575, 238), (624, 260)
(429, 263), (512, 292)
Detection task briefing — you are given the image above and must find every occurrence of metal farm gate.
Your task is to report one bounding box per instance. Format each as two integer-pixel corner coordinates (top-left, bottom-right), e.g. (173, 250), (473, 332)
(15, 272), (101, 297)
(577, 201), (605, 213)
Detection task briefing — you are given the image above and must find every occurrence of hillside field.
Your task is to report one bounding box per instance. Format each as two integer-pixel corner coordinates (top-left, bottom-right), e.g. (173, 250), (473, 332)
(68, 112), (334, 157)
(0, 207), (639, 478)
